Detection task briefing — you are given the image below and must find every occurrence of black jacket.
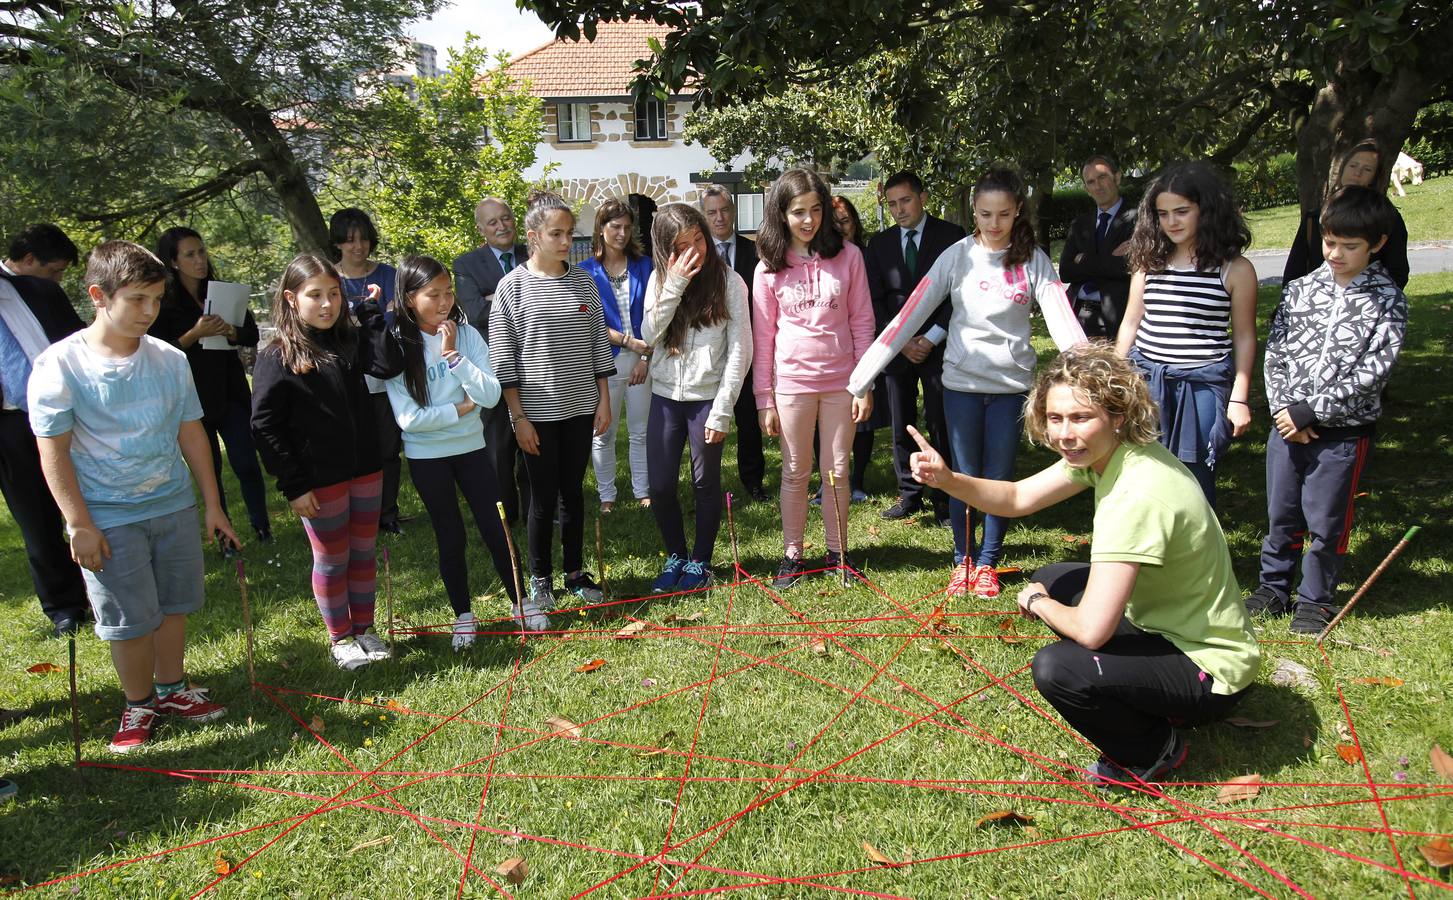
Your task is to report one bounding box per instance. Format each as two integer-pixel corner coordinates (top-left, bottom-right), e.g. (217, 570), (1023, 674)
(249, 301), (403, 500)
(1059, 202), (1137, 317)
(0, 271), (83, 345)
(148, 282), (259, 428)
(1283, 210), (1409, 289)
(863, 215), (967, 376)
(453, 243), (528, 341)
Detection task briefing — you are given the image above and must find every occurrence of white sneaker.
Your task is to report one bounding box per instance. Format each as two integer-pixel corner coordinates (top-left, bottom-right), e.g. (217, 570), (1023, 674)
(330, 637), (372, 671)
(355, 629), (391, 661)
(451, 612), (477, 651)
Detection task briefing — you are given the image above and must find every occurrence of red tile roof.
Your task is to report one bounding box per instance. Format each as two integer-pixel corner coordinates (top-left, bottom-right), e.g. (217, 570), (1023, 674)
(507, 20), (678, 99)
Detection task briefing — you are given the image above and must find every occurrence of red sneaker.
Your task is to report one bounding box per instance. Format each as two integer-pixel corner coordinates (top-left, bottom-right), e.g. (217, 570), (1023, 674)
(110, 705), (158, 753)
(946, 562), (972, 598)
(154, 686), (227, 722)
(971, 565), (1001, 599)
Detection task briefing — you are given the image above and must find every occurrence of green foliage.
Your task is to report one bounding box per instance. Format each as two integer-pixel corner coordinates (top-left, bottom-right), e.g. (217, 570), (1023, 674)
(1233, 152), (1301, 211)
(355, 39), (553, 263)
(1406, 101), (1453, 177)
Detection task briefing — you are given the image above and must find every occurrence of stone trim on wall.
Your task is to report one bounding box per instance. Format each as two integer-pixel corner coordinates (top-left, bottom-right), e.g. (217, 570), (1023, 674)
(556, 172), (707, 234)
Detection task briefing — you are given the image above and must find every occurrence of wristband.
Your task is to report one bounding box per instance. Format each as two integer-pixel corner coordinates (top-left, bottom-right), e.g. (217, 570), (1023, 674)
(1228, 400), (1249, 406)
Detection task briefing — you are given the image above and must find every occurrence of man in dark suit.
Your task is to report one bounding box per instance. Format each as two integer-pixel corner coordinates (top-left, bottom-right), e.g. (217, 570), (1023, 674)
(865, 171), (966, 523)
(0, 270), (89, 637)
(453, 197), (531, 523)
(701, 185), (768, 502)
(1059, 154), (1136, 339)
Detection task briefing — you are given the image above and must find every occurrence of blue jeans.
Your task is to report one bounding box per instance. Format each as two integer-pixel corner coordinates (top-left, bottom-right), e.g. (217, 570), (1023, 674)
(943, 390), (1026, 566)
(1178, 380), (1222, 508)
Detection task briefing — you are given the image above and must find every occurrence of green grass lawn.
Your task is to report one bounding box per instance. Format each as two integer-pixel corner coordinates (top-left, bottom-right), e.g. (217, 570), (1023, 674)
(2, 277), (1450, 897)
(1246, 175), (1453, 251)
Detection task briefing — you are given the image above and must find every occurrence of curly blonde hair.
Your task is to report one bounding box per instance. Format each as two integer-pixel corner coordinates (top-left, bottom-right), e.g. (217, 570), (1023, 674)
(1024, 342), (1160, 447)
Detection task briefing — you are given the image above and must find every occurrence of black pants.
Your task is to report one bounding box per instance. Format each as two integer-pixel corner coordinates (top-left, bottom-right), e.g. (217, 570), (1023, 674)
(520, 414), (593, 578)
(371, 392), (404, 527)
(408, 448), (521, 611)
(206, 396), (270, 534)
(1029, 563), (1247, 767)
(884, 363), (948, 510)
(482, 402), (531, 524)
(733, 370), (765, 492)
(0, 410), (88, 625)
(1259, 429), (1369, 611)
(647, 395), (724, 563)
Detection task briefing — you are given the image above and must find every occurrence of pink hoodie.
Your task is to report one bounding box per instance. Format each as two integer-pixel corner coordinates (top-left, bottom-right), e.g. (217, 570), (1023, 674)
(751, 241), (876, 407)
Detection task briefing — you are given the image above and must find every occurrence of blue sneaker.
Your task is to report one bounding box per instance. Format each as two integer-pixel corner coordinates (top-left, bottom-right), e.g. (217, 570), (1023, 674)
(652, 554), (686, 594)
(676, 560), (711, 592)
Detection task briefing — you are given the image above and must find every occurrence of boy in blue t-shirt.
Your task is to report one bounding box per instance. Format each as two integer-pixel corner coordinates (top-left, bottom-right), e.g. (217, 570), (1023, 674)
(28, 240), (240, 753)
(1245, 186), (1407, 634)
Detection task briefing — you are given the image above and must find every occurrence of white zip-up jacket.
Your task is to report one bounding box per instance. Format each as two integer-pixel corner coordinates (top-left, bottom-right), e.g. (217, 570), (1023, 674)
(641, 268), (753, 434)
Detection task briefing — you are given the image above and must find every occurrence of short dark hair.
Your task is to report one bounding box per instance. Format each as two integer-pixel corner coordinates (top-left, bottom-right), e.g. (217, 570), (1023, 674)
(7, 223), (79, 266)
(882, 171), (924, 195)
(1319, 185), (1396, 245)
(85, 240), (168, 296)
(328, 208), (380, 261)
(1081, 154), (1120, 175)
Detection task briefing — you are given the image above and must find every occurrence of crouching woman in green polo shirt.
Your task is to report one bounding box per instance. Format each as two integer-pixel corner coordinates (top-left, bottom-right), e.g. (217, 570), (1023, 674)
(908, 343), (1259, 787)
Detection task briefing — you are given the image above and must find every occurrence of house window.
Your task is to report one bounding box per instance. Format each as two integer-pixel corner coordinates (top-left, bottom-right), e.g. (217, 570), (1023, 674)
(557, 103), (592, 142)
(735, 192), (764, 233)
(634, 98), (667, 141)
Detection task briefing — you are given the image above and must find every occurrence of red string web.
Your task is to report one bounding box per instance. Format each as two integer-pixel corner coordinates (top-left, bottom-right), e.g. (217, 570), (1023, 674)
(17, 539), (1453, 898)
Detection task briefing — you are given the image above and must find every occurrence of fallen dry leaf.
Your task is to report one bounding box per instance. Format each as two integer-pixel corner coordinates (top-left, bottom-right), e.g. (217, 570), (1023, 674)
(810, 637), (829, 656)
(346, 835), (393, 854)
(1419, 837), (1453, 869)
(662, 611), (705, 625)
(575, 659), (607, 673)
(385, 699), (406, 711)
(1225, 717), (1280, 729)
(1217, 773), (1263, 804)
(1336, 743), (1364, 765)
(213, 854), (232, 875)
(1351, 676), (1405, 687)
(25, 662), (60, 674)
(495, 856), (529, 884)
(544, 716), (581, 739)
(1060, 535), (1077, 543)
(615, 621), (648, 638)
(1431, 745), (1453, 783)
(975, 810), (1034, 828)
(867, 525), (880, 537)
(1336, 720), (1353, 742)
(861, 841), (896, 866)
(997, 618), (1029, 644)
(309, 715), (325, 733)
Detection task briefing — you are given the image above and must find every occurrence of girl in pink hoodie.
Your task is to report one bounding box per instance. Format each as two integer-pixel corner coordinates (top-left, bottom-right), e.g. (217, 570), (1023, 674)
(752, 168), (876, 589)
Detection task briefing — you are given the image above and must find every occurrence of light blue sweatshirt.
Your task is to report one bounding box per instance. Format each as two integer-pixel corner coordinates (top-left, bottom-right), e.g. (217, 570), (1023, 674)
(385, 325), (501, 460)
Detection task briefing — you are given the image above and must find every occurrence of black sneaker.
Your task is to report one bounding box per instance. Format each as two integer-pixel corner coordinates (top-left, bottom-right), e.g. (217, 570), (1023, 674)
(1289, 601), (1335, 635)
(745, 484), (770, 503)
(880, 497), (923, 520)
(1087, 732), (1188, 790)
(1244, 584), (1291, 617)
(565, 571), (605, 603)
(822, 550), (861, 580)
(772, 556), (809, 590)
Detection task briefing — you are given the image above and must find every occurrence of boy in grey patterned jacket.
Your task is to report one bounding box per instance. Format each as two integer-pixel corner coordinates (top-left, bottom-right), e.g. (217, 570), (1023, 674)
(1246, 186), (1408, 634)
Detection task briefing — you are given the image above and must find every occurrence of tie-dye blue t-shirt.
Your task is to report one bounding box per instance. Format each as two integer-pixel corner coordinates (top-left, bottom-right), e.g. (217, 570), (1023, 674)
(28, 332), (203, 529)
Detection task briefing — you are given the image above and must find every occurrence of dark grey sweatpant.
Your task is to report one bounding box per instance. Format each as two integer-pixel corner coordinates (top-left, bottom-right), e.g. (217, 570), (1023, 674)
(1257, 428), (1371, 610)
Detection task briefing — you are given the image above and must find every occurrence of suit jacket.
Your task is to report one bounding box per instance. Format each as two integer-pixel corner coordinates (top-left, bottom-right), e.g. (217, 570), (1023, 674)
(720, 233), (758, 304)
(864, 215), (967, 376)
(453, 243), (527, 341)
(1, 272), (83, 346)
(1059, 203), (1137, 314)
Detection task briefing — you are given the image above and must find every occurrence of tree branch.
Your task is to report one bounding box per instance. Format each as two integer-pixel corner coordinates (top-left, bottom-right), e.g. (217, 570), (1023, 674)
(78, 159), (267, 224)
(1208, 102), (1277, 167)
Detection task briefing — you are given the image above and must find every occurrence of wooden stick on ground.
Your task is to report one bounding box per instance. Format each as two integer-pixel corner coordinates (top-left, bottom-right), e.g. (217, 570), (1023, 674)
(725, 492), (742, 579)
(69, 633), (81, 770)
(1317, 526), (1421, 644)
(382, 546), (395, 657)
(825, 471), (848, 586)
(236, 559), (256, 688)
(498, 502), (525, 622)
(595, 516), (609, 599)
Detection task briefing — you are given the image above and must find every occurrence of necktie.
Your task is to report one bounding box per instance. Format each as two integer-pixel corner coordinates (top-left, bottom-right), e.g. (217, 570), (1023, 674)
(0, 313), (34, 411)
(1094, 212), (1112, 251)
(718, 241), (732, 268)
(500, 251), (513, 273)
(904, 228), (918, 276)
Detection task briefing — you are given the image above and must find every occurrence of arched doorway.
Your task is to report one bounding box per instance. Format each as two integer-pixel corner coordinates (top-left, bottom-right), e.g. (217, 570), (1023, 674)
(628, 193), (658, 257)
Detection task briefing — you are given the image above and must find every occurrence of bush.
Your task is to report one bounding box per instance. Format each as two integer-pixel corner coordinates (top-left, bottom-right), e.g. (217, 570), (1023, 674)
(1406, 101), (1453, 178)
(1233, 153), (1299, 211)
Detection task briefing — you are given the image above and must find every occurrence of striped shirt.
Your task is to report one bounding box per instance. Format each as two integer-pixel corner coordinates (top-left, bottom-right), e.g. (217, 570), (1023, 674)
(1134, 266), (1233, 365)
(489, 263), (615, 422)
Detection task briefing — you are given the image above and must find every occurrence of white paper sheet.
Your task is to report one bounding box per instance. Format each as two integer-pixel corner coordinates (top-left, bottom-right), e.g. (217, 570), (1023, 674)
(200, 281), (250, 350)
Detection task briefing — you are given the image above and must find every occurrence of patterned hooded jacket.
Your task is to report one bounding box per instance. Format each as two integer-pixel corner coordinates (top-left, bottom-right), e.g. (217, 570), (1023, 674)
(1265, 260), (1407, 432)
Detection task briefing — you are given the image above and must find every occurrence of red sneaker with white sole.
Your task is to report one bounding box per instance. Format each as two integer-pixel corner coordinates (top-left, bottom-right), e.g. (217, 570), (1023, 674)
(971, 565), (1002, 599)
(110, 705), (158, 754)
(946, 562), (972, 598)
(154, 686), (227, 722)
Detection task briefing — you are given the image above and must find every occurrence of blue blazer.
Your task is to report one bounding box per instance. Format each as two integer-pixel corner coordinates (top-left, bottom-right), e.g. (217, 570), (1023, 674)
(580, 255), (652, 357)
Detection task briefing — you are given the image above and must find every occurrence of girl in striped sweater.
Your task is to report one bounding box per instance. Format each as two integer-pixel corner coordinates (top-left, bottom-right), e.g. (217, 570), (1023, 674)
(1115, 162), (1257, 508)
(489, 191), (616, 619)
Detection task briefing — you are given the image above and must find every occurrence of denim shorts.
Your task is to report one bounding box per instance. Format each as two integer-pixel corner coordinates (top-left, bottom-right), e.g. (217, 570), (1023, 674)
(81, 506), (205, 640)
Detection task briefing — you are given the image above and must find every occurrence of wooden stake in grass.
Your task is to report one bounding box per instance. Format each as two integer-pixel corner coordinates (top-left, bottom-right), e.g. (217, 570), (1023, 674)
(725, 491), (742, 579)
(68, 633), (81, 770)
(498, 502), (525, 616)
(236, 558), (256, 689)
(382, 546), (395, 658)
(595, 515), (608, 599)
(826, 470), (848, 586)
(1318, 526), (1421, 644)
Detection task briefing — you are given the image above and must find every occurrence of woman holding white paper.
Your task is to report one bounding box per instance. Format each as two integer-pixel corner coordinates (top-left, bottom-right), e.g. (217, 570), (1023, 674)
(151, 226), (273, 544)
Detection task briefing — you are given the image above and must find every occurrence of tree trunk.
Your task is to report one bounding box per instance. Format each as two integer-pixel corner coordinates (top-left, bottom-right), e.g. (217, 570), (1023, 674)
(1026, 167), (1056, 251)
(227, 104), (331, 253)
